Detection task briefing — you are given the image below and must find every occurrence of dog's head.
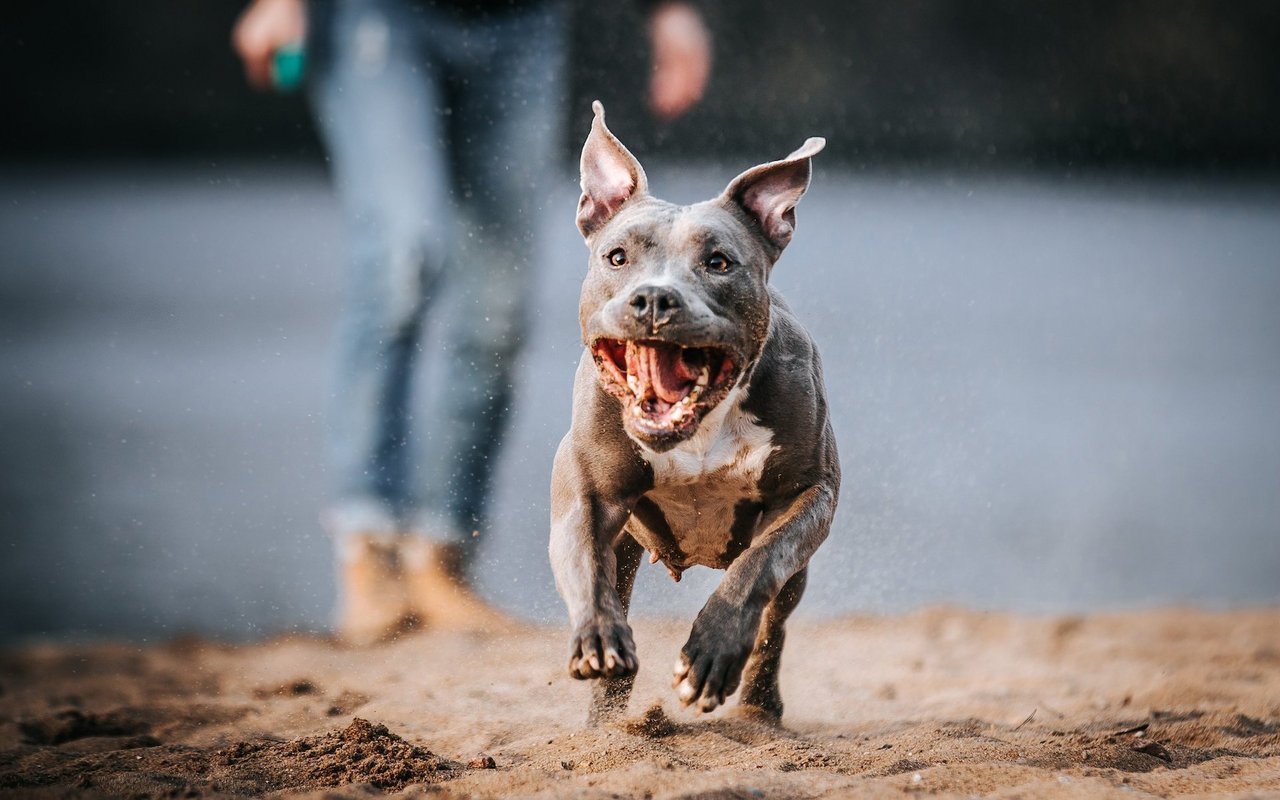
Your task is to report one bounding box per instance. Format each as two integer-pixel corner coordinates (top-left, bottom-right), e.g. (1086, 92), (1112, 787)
(575, 102), (824, 452)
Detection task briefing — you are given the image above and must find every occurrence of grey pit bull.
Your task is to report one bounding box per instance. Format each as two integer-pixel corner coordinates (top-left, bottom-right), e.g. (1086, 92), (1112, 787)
(550, 102), (840, 725)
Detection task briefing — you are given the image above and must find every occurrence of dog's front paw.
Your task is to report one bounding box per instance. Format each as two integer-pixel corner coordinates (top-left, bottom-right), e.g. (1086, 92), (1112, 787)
(672, 618), (755, 713)
(568, 616), (638, 680)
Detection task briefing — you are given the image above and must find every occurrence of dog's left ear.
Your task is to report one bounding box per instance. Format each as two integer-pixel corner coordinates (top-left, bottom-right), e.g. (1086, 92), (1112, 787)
(721, 137), (826, 254)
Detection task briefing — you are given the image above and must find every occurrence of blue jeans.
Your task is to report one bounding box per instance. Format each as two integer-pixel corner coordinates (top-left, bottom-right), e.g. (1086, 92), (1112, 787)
(308, 0), (566, 547)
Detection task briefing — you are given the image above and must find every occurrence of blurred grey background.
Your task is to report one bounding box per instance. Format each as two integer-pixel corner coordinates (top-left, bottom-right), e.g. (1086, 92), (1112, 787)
(2, 1), (1278, 642)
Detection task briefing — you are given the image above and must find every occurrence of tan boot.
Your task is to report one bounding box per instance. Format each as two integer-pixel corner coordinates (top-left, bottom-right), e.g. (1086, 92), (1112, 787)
(399, 538), (522, 634)
(334, 532), (418, 646)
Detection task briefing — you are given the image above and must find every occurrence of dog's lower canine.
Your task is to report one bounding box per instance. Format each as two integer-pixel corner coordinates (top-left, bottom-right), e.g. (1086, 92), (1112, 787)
(550, 102), (839, 724)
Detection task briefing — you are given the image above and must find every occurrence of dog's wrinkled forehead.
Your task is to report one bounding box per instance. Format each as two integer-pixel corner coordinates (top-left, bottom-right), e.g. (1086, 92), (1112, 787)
(591, 198), (772, 269)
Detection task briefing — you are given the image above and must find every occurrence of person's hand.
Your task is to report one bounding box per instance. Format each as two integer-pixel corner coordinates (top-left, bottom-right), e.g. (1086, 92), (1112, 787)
(232, 0), (307, 90)
(648, 2), (711, 121)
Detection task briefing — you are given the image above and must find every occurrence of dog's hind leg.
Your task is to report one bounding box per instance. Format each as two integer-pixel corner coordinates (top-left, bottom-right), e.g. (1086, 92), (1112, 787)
(737, 566), (808, 720)
(588, 531), (644, 725)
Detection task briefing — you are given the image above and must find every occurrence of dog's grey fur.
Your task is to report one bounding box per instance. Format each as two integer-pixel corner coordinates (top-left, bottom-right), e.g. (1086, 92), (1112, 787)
(549, 102), (840, 724)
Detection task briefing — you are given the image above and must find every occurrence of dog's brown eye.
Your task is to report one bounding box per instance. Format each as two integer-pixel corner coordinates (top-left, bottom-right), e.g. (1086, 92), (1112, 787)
(705, 252), (731, 272)
(606, 248), (627, 268)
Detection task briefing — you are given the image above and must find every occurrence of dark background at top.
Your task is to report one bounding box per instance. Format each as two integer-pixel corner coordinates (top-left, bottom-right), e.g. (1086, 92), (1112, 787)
(3, 0), (1279, 168)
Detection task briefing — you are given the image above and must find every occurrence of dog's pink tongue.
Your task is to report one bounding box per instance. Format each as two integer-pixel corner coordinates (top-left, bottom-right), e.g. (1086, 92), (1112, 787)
(644, 344), (691, 404)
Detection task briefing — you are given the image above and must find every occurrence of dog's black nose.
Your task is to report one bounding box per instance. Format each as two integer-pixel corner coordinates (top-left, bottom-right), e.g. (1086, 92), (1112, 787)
(628, 284), (684, 329)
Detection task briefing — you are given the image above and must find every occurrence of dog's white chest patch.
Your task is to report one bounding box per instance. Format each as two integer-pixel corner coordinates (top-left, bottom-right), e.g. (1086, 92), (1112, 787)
(639, 388), (777, 566)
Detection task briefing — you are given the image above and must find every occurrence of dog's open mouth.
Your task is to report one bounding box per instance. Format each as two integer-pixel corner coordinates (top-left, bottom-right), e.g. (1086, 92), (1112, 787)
(591, 338), (738, 439)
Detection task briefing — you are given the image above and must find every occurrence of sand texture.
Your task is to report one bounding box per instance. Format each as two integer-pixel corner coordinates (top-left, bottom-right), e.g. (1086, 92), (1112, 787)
(2, 608), (1278, 798)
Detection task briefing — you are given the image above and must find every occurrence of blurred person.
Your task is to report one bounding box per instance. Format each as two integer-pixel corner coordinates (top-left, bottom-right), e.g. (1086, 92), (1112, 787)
(233, 0), (711, 644)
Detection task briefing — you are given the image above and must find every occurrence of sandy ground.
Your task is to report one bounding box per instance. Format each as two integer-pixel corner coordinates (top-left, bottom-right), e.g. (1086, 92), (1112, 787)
(1, 608), (1278, 799)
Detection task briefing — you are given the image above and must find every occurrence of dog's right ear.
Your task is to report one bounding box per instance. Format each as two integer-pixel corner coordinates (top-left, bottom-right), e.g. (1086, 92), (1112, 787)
(577, 101), (648, 238)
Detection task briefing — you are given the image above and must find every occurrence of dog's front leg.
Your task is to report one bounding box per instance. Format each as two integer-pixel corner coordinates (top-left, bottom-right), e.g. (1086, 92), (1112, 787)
(673, 484), (836, 713)
(549, 451), (639, 686)
(589, 531), (643, 725)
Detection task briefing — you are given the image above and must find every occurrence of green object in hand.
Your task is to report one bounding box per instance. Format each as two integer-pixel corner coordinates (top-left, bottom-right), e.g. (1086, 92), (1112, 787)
(271, 43), (306, 92)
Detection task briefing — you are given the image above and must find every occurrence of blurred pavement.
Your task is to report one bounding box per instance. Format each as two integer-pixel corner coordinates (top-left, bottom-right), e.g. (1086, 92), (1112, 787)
(2, 163), (1278, 642)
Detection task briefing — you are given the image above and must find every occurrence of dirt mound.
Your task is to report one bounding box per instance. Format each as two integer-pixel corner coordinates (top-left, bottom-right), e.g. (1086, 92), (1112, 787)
(622, 703), (678, 738)
(217, 717), (455, 792)
(18, 708), (155, 745)
(0, 718), (453, 797)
